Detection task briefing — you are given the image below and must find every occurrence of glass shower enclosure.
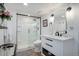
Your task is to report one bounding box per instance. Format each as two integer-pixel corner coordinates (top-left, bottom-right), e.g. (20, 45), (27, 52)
(17, 14), (40, 52)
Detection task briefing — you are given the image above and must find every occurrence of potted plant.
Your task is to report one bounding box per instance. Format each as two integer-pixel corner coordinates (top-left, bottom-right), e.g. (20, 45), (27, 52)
(0, 10), (11, 25)
(0, 3), (11, 26)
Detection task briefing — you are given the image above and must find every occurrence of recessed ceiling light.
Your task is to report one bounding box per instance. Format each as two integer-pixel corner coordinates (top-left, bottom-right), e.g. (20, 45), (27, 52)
(24, 3), (28, 6)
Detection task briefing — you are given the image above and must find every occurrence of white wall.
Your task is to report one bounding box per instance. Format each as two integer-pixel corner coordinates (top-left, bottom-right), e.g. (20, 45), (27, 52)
(66, 4), (79, 56)
(7, 11), (17, 56)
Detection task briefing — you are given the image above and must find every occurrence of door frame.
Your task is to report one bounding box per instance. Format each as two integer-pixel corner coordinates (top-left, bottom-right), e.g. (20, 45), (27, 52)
(14, 13), (41, 55)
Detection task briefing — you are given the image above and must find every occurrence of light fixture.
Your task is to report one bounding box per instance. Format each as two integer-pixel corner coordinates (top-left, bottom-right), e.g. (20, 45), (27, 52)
(66, 7), (72, 12)
(24, 3), (28, 6)
(66, 6), (74, 20)
(49, 14), (54, 23)
(51, 14), (54, 17)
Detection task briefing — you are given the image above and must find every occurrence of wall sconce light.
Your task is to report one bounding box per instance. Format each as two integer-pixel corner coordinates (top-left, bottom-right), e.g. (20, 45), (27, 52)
(66, 6), (74, 31)
(66, 6), (73, 19)
(51, 14), (54, 17)
(49, 14), (54, 23)
(66, 7), (72, 12)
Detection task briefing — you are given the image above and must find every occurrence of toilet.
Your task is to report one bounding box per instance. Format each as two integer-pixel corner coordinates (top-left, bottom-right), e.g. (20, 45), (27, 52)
(33, 40), (41, 52)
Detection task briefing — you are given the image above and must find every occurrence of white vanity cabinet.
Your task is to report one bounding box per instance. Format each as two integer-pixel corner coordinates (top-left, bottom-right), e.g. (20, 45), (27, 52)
(41, 35), (74, 56)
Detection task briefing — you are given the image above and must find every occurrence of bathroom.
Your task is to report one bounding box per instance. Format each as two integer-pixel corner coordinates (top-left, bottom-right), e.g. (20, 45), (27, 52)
(0, 3), (79, 56)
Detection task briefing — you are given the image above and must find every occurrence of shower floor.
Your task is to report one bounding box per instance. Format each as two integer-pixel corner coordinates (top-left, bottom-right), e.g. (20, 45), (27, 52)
(16, 49), (42, 56)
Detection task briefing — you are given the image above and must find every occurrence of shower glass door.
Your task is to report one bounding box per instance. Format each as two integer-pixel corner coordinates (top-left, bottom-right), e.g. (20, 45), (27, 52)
(17, 15), (40, 51)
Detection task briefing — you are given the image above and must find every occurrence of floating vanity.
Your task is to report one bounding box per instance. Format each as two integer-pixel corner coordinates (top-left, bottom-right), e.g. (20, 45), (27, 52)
(41, 35), (74, 56)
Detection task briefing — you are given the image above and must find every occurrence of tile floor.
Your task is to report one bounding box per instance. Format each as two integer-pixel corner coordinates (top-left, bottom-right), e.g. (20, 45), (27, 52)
(16, 49), (42, 56)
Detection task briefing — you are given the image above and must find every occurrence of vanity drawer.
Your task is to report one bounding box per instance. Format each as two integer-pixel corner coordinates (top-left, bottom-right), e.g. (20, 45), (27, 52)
(41, 38), (53, 45)
(42, 43), (53, 53)
(42, 42), (58, 55)
(46, 38), (53, 42)
(42, 38), (58, 46)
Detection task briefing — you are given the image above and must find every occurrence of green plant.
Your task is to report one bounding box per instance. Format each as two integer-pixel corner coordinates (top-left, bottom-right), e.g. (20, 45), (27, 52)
(0, 11), (11, 22)
(0, 3), (11, 23)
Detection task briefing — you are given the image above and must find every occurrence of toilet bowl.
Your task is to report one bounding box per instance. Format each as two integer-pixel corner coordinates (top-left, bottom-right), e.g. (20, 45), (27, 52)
(33, 40), (41, 52)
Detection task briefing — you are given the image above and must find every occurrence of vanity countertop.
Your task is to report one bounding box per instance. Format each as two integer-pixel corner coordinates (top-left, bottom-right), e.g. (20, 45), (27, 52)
(41, 35), (73, 41)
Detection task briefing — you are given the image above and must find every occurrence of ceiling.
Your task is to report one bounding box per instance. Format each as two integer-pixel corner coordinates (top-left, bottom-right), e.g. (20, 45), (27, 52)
(4, 3), (69, 17)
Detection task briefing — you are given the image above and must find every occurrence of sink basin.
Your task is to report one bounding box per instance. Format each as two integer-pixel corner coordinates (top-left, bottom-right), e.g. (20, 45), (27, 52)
(0, 43), (14, 49)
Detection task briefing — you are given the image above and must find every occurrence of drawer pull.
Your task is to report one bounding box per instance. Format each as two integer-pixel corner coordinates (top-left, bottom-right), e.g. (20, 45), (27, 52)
(46, 38), (53, 42)
(46, 43), (53, 47)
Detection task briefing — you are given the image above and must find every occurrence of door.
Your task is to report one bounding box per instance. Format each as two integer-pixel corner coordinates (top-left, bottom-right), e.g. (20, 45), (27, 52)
(17, 15), (40, 52)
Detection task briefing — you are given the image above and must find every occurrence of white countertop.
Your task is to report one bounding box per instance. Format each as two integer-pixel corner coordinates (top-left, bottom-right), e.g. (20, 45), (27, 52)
(41, 35), (73, 41)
